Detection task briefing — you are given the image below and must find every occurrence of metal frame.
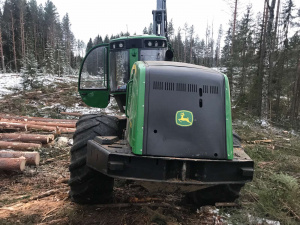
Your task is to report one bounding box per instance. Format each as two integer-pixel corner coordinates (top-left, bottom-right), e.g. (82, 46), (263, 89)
(86, 137), (254, 185)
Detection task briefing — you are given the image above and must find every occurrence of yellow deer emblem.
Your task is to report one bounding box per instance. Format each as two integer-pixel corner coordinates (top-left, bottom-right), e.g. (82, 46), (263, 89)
(178, 113), (192, 124)
(176, 110), (193, 126)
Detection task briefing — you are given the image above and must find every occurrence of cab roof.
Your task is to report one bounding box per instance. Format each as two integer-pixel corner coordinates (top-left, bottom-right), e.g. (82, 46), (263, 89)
(111, 35), (166, 42)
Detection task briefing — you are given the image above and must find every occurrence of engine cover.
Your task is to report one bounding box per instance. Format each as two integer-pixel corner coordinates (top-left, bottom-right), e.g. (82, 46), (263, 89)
(143, 62), (229, 159)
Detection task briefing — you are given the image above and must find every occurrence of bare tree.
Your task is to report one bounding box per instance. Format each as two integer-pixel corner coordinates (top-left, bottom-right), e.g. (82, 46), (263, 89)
(215, 24), (223, 67)
(259, 0), (269, 119)
(183, 23), (188, 63)
(189, 25), (194, 64)
(20, 0), (26, 59)
(11, 10), (17, 71)
(231, 0), (238, 56)
(0, 10), (5, 72)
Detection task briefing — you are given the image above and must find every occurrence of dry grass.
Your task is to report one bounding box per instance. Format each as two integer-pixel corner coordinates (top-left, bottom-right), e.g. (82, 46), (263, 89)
(225, 121), (300, 224)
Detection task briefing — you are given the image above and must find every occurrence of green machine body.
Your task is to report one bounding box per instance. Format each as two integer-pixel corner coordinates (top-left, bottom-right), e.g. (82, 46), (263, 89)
(126, 61), (233, 159)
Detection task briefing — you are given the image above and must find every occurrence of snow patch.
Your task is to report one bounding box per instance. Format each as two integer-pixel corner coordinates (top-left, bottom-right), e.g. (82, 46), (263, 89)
(0, 73), (23, 98)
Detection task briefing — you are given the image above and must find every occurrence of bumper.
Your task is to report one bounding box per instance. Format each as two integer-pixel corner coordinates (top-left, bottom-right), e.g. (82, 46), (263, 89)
(86, 138), (254, 185)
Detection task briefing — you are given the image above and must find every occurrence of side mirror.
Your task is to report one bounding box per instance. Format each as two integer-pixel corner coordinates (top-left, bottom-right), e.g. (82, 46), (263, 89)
(165, 49), (174, 61)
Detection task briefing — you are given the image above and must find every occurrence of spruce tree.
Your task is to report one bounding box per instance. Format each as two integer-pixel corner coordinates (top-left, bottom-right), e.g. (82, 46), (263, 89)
(21, 48), (39, 88)
(86, 38), (93, 53)
(44, 42), (55, 74)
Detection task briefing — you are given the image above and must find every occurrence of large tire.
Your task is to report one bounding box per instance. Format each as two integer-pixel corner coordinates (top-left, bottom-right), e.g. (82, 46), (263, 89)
(233, 131), (242, 147)
(69, 114), (119, 204)
(186, 184), (244, 206)
(186, 131), (243, 206)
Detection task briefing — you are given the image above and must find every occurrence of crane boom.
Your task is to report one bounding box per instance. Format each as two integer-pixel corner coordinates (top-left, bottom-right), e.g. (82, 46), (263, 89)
(152, 0), (167, 37)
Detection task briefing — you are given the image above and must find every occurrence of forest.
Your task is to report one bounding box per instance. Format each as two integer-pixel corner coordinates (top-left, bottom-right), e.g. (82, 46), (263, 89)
(0, 0), (300, 129)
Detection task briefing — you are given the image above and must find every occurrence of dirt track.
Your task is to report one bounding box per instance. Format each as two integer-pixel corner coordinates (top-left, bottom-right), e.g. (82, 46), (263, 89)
(0, 143), (227, 225)
(0, 79), (227, 225)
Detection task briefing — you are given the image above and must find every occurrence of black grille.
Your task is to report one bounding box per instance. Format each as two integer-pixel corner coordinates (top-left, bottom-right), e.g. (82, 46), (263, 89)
(188, 84), (197, 92)
(153, 81), (164, 90)
(176, 83), (187, 92)
(210, 86), (218, 94)
(203, 85), (209, 93)
(165, 82), (175, 91)
(153, 81), (198, 93)
(203, 85), (218, 94)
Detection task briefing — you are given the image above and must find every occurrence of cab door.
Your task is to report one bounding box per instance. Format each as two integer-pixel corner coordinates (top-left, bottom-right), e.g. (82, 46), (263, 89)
(78, 44), (110, 108)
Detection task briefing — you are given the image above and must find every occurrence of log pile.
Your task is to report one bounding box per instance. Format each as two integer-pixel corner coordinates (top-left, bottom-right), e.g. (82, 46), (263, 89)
(0, 114), (76, 134)
(0, 114), (78, 172)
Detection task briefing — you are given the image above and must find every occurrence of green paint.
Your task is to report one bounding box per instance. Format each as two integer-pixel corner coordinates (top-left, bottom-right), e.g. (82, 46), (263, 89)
(78, 44), (110, 108)
(79, 91), (109, 108)
(125, 79), (133, 118)
(224, 74), (233, 160)
(126, 62), (146, 155)
(175, 110), (193, 127)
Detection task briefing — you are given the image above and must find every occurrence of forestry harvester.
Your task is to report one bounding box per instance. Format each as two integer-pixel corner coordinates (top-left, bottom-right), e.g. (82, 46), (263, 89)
(69, 0), (254, 205)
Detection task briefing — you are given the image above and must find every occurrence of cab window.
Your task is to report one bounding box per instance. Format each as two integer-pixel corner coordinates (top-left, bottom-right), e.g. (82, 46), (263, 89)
(80, 47), (107, 90)
(110, 50), (129, 91)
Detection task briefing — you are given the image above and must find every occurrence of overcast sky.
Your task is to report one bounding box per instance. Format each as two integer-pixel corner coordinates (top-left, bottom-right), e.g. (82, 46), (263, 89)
(35, 0), (298, 44)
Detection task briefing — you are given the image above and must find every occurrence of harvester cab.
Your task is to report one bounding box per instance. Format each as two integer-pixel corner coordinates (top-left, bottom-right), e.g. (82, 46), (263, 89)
(78, 35), (171, 111)
(69, 0), (254, 205)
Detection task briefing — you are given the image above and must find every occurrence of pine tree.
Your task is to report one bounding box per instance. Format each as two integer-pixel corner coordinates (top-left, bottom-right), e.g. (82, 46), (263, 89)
(0, 8), (5, 72)
(148, 23), (153, 34)
(44, 42), (55, 74)
(86, 38), (93, 53)
(62, 13), (74, 68)
(143, 27), (148, 34)
(44, 0), (58, 47)
(215, 25), (223, 67)
(21, 47), (39, 88)
(167, 19), (174, 39)
(93, 35), (103, 45)
(104, 35), (109, 43)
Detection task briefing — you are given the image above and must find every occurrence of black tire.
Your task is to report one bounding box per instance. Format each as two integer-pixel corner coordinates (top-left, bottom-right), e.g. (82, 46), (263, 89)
(186, 184), (244, 206)
(233, 130), (242, 147)
(69, 114), (119, 204)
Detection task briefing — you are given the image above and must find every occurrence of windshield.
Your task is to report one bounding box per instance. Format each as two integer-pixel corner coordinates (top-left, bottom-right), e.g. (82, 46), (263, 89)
(110, 50), (129, 92)
(140, 49), (166, 61)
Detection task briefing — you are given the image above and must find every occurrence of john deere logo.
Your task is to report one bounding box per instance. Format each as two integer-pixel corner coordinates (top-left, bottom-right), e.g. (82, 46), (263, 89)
(176, 110), (193, 127)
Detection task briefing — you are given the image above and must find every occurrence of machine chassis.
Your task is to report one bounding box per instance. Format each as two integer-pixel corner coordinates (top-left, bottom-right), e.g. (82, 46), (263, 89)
(86, 136), (254, 186)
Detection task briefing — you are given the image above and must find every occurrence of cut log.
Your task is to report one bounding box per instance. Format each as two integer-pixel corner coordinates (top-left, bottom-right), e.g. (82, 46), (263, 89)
(0, 141), (41, 151)
(0, 127), (21, 132)
(57, 127), (76, 134)
(0, 157), (26, 171)
(0, 151), (40, 166)
(0, 121), (76, 133)
(0, 114), (77, 123)
(0, 119), (76, 128)
(249, 139), (273, 144)
(215, 202), (238, 207)
(0, 122), (56, 132)
(0, 133), (54, 144)
(0, 122), (27, 131)
(60, 112), (83, 117)
(26, 124), (57, 132)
